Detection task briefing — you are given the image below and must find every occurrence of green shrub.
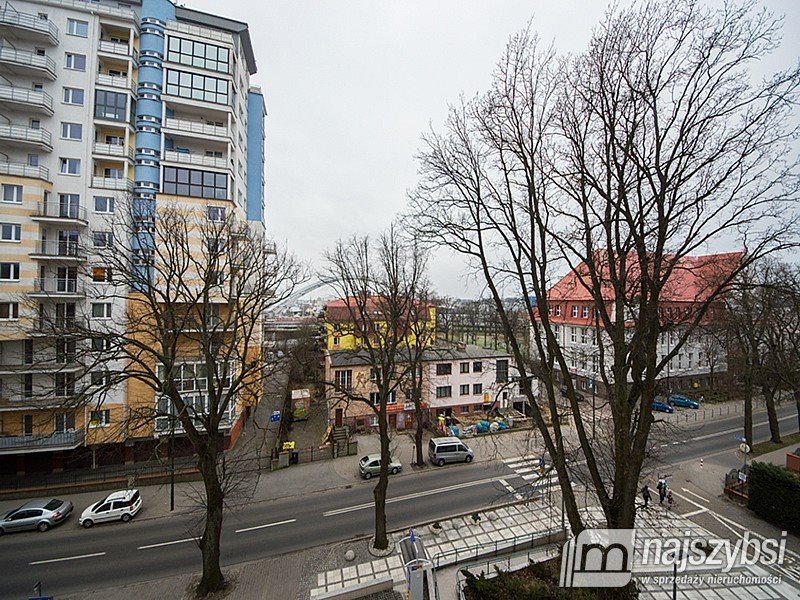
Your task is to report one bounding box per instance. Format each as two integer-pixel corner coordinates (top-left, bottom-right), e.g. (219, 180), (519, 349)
(748, 461), (800, 533)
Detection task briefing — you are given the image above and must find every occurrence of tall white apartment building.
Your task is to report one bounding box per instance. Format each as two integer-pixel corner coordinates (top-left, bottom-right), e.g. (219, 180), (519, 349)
(0, 0), (266, 476)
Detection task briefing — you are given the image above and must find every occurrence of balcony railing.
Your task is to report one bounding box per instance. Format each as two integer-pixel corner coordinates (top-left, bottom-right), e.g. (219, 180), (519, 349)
(98, 39), (136, 60)
(0, 161), (49, 180)
(163, 150), (229, 170)
(0, 84), (53, 114)
(93, 142), (133, 160)
(0, 46), (56, 79)
(30, 277), (84, 295)
(163, 117), (228, 139)
(30, 240), (85, 259)
(33, 201), (87, 222)
(0, 123), (52, 150)
(96, 73), (136, 94)
(0, 9), (59, 45)
(0, 430), (84, 453)
(91, 176), (132, 191)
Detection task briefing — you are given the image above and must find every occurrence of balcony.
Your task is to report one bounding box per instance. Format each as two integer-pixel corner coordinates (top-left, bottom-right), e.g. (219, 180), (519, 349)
(93, 142), (133, 160)
(96, 72), (136, 94)
(163, 150), (229, 170)
(98, 39), (137, 61)
(0, 360), (81, 375)
(32, 202), (88, 225)
(0, 161), (49, 181)
(0, 123), (52, 151)
(0, 9), (59, 46)
(0, 84), (53, 114)
(163, 117), (228, 140)
(29, 240), (86, 261)
(91, 176), (132, 191)
(29, 278), (85, 298)
(0, 430), (84, 454)
(0, 46), (56, 80)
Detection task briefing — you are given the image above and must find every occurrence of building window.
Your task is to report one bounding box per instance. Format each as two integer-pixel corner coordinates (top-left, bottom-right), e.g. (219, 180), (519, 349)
(66, 19), (88, 37)
(332, 336), (340, 345)
(0, 302), (18, 319)
(65, 53), (86, 71)
(435, 386), (452, 398)
(555, 305), (562, 316)
(55, 372), (76, 397)
(435, 363), (452, 376)
(55, 412), (75, 432)
(553, 325), (560, 341)
(0, 224), (21, 242)
(89, 409), (110, 427)
(459, 384), (469, 396)
(94, 196), (115, 213)
(571, 305), (578, 317)
(62, 87), (84, 105)
(582, 306), (589, 318)
(90, 371), (112, 387)
(207, 206), (226, 222)
(91, 303), (112, 319)
(59, 158), (81, 175)
(165, 69), (229, 105)
(167, 36), (230, 73)
(91, 337), (111, 352)
(2, 184), (22, 204)
(0, 263), (20, 280)
(580, 328), (588, 344)
(687, 353), (693, 368)
(334, 369), (352, 390)
(369, 391), (396, 405)
(162, 166), (228, 200)
(28, 154), (39, 166)
(472, 361), (482, 372)
(92, 231), (114, 248)
(570, 327), (576, 343)
(94, 90), (127, 121)
(56, 338), (76, 363)
(60, 122), (82, 140)
(23, 374), (33, 398)
(459, 362), (469, 374)
(472, 383), (483, 395)
(91, 267), (112, 283)
(496, 359), (509, 383)
(369, 367), (381, 382)
(459, 405), (470, 414)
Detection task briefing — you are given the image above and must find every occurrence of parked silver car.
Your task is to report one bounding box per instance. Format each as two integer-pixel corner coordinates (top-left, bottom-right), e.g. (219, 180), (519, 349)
(0, 498), (73, 534)
(359, 454), (402, 479)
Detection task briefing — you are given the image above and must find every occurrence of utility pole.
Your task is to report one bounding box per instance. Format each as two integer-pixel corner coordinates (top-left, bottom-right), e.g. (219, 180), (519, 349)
(169, 416), (175, 512)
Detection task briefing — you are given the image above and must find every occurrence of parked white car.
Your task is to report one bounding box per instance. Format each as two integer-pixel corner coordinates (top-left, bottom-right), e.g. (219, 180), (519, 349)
(79, 489), (142, 528)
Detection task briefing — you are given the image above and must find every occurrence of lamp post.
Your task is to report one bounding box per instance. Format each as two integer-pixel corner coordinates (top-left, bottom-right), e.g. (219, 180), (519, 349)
(169, 414), (175, 512)
(591, 378), (596, 440)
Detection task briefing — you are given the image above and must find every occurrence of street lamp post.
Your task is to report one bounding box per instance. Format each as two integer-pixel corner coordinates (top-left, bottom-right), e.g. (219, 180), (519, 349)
(169, 415), (175, 512)
(591, 379), (596, 440)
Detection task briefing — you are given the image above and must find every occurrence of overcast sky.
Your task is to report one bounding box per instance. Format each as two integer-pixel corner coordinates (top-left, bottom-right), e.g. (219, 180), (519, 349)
(184, 0), (800, 300)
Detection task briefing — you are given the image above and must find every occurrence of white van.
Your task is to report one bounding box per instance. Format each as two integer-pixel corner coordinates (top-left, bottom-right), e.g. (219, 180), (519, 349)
(428, 437), (474, 466)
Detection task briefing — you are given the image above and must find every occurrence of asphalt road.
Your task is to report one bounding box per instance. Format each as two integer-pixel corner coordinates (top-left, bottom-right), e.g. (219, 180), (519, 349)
(1, 403), (796, 598)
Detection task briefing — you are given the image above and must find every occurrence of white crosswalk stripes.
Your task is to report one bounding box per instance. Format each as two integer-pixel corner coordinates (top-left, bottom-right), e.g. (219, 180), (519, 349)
(502, 455), (558, 484)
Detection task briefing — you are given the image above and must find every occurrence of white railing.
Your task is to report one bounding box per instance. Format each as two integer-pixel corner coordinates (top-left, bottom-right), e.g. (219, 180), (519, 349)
(0, 9), (59, 44)
(0, 84), (53, 112)
(163, 150), (228, 170)
(93, 142), (132, 159)
(31, 278), (85, 295)
(0, 46), (56, 78)
(92, 176), (132, 191)
(34, 201), (87, 221)
(96, 72), (130, 90)
(98, 39), (131, 57)
(163, 117), (228, 138)
(0, 161), (49, 180)
(32, 240), (84, 259)
(166, 20), (232, 45)
(0, 123), (52, 148)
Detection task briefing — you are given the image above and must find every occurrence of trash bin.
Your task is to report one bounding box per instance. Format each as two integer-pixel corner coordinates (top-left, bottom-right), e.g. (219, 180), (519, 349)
(290, 451), (299, 465)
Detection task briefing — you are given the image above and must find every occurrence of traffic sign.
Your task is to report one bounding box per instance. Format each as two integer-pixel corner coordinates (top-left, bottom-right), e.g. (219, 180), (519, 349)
(270, 410), (281, 423)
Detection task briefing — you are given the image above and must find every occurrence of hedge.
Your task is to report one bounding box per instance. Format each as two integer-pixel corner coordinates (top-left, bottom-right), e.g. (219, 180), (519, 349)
(747, 461), (800, 534)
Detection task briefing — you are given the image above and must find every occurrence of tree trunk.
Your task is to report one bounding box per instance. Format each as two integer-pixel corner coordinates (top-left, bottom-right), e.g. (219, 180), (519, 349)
(372, 406), (390, 550)
(763, 387), (781, 444)
(794, 388), (800, 433)
(196, 447), (225, 596)
(414, 404), (425, 467)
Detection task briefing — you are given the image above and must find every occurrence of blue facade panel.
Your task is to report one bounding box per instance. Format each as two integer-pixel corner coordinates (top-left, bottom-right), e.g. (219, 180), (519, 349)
(246, 90), (265, 225)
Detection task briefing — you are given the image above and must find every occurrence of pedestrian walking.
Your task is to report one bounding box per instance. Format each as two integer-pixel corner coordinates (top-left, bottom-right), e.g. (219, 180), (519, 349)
(666, 488), (674, 511)
(641, 485), (652, 509)
(657, 478), (667, 504)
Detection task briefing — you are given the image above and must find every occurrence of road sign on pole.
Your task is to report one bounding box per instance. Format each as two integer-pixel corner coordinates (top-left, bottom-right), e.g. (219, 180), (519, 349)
(270, 410), (281, 423)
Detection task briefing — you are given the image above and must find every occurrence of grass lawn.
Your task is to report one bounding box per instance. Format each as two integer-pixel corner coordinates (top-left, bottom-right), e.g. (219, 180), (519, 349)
(751, 431), (800, 457)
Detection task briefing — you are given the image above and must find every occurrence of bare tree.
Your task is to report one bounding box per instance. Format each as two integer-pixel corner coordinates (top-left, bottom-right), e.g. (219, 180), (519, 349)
(33, 201), (301, 596)
(406, 1), (799, 533)
(323, 227), (429, 550)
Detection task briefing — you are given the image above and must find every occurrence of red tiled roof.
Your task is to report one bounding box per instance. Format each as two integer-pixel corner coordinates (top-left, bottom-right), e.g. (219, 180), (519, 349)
(548, 252), (743, 304)
(325, 296), (433, 323)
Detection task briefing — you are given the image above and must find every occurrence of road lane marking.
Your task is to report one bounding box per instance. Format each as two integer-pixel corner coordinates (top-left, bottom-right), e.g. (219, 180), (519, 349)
(30, 552), (105, 565)
(235, 518), (296, 534)
(138, 537), (197, 550)
(689, 415), (794, 442)
(682, 508), (708, 518)
(498, 478), (523, 501)
(680, 488), (710, 503)
(323, 476), (509, 516)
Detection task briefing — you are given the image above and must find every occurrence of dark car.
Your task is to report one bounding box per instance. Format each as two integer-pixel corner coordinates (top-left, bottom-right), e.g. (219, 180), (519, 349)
(559, 386), (585, 402)
(668, 394), (700, 409)
(0, 498), (73, 534)
(652, 400), (674, 413)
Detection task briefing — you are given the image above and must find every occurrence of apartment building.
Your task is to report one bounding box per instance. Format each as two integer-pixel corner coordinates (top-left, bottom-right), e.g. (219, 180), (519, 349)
(0, 0), (265, 475)
(543, 252), (739, 396)
(325, 344), (516, 431)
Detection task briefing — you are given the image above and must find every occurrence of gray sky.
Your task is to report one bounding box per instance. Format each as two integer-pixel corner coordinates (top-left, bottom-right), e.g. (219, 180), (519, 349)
(184, 0), (800, 299)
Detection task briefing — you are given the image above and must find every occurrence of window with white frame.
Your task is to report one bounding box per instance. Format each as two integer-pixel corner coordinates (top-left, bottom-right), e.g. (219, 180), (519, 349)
(90, 371), (112, 387)
(334, 369), (352, 390)
(60, 122), (82, 140)
(571, 305), (578, 317)
(59, 158), (80, 175)
(91, 266), (112, 283)
(91, 303), (112, 319)
(55, 372), (76, 397)
(2, 184), (22, 204)
(93, 231), (114, 248)
(0, 224), (21, 242)
(0, 302), (18, 319)
(582, 306), (589, 318)
(62, 87), (84, 105)
(435, 363), (451, 376)
(570, 327), (576, 343)
(94, 196), (115, 213)
(435, 385), (452, 398)
(580, 328), (587, 344)
(459, 362), (469, 374)
(89, 409), (110, 427)
(66, 19), (88, 37)
(207, 206), (226, 222)
(687, 353), (693, 368)
(369, 367), (381, 382)
(91, 337), (112, 352)
(459, 384), (469, 396)
(0, 263), (20, 280)
(65, 53), (86, 71)
(369, 391), (396, 405)
(472, 383), (482, 395)
(555, 305), (561, 316)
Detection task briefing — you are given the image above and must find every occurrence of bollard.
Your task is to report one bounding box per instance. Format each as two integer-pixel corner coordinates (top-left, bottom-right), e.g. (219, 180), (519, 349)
(700, 458), (704, 469)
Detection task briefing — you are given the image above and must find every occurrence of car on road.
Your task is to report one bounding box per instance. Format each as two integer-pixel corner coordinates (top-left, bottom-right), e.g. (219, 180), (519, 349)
(652, 400), (674, 413)
(359, 455), (402, 479)
(0, 498), (73, 535)
(428, 437), (474, 466)
(668, 394), (700, 409)
(79, 489), (142, 528)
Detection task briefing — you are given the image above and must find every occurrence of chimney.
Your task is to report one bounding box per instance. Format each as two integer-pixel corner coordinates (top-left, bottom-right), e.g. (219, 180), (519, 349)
(457, 342), (466, 352)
